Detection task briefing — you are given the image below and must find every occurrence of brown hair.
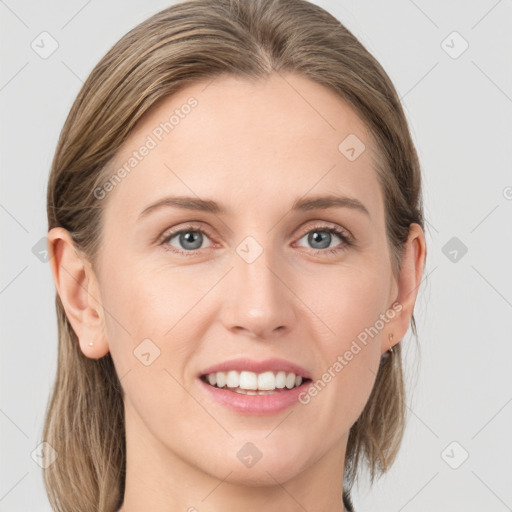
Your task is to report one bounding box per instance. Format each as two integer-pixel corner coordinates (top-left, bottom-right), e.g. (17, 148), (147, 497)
(43, 0), (425, 510)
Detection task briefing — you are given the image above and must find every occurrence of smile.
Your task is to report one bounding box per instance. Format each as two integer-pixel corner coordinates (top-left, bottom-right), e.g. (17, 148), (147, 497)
(201, 370), (308, 394)
(197, 358), (313, 414)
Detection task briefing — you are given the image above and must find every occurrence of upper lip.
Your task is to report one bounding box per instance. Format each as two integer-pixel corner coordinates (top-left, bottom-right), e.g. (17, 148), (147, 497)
(200, 357), (312, 380)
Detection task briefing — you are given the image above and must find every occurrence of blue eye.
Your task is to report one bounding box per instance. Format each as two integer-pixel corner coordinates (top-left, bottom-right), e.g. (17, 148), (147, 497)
(295, 225), (352, 255)
(160, 224), (213, 256)
(159, 223), (352, 257)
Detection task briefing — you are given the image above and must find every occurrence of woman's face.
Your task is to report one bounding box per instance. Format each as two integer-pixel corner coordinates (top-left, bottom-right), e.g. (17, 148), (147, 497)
(92, 72), (408, 486)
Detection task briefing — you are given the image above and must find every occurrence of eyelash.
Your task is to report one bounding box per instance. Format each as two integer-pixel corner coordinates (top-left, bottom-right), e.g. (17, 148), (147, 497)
(158, 223), (353, 257)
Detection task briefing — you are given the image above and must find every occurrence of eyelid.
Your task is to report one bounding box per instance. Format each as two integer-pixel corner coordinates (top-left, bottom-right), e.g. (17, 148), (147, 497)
(158, 220), (354, 255)
(297, 221), (353, 242)
(157, 222), (216, 247)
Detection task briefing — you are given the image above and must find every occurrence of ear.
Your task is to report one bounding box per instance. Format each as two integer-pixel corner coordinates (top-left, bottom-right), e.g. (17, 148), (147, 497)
(47, 227), (109, 359)
(381, 223), (427, 354)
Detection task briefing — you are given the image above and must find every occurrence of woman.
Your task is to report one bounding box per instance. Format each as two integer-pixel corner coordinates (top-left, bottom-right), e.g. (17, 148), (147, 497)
(43, 0), (427, 510)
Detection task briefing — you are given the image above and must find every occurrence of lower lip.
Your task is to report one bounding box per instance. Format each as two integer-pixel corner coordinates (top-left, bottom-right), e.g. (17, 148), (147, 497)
(198, 377), (311, 415)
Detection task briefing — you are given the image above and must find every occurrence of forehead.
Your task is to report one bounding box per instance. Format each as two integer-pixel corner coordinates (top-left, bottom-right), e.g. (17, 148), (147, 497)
(102, 72), (383, 223)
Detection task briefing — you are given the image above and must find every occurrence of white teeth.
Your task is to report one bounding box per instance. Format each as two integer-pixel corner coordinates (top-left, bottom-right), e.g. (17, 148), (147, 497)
(285, 372), (296, 389)
(275, 371), (287, 389)
(204, 370), (305, 391)
(258, 371), (276, 390)
(233, 388), (275, 395)
(239, 371), (258, 390)
(226, 370), (239, 388)
(216, 371), (226, 388)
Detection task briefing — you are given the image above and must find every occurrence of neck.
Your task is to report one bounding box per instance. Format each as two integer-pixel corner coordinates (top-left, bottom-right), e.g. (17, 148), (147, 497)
(118, 401), (349, 512)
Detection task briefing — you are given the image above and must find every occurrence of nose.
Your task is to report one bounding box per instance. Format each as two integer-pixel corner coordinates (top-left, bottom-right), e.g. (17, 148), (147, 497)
(220, 241), (297, 340)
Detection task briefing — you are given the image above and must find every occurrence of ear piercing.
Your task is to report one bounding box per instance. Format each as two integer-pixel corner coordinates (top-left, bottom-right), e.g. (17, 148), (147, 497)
(89, 340), (94, 347)
(388, 333), (394, 353)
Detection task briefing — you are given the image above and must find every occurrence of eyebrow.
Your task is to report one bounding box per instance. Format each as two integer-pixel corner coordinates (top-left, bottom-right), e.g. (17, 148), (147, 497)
(138, 194), (370, 219)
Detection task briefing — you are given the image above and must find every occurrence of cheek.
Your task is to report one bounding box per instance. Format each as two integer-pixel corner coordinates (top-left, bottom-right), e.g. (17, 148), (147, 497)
(98, 256), (208, 379)
(310, 263), (390, 350)
(98, 263), (203, 428)
(300, 265), (388, 421)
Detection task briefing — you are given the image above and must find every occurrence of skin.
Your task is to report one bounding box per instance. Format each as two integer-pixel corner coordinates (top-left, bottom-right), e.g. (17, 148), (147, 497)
(48, 72), (426, 511)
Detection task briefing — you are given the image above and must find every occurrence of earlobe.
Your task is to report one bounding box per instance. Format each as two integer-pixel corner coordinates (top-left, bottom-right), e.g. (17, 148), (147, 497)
(382, 223), (426, 354)
(47, 227), (110, 359)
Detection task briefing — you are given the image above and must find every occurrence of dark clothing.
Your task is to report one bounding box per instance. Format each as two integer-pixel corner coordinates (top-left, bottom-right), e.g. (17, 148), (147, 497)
(342, 490), (354, 512)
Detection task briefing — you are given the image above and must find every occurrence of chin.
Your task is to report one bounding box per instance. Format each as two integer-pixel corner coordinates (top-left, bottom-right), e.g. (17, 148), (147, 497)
(195, 436), (310, 486)
(212, 458), (306, 488)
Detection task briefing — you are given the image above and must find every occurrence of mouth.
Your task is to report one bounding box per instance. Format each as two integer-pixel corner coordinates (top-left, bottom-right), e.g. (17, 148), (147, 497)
(200, 370), (312, 395)
(197, 357), (313, 414)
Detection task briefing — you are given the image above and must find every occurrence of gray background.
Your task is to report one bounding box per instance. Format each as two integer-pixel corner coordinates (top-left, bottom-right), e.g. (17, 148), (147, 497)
(1, 1), (511, 510)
